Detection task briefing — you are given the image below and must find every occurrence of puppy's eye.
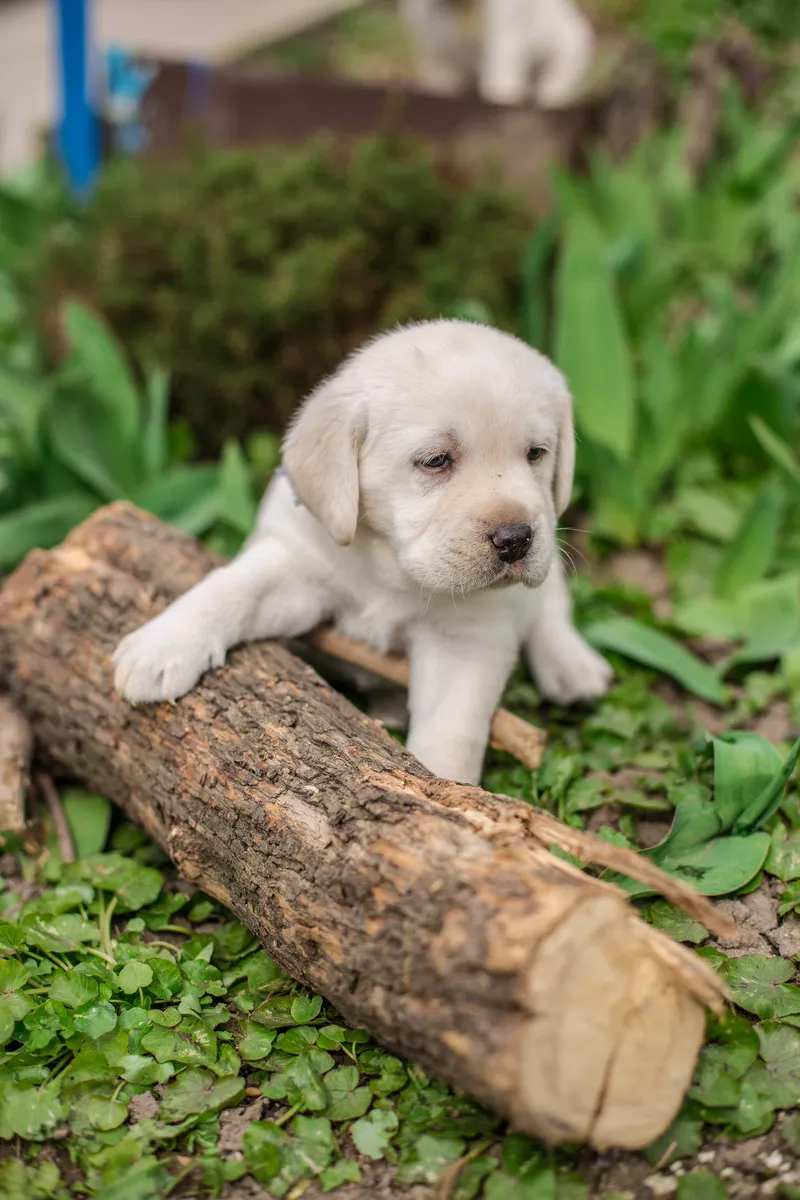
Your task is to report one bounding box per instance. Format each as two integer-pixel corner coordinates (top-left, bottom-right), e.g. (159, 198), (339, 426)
(527, 446), (546, 464)
(420, 453), (452, 471)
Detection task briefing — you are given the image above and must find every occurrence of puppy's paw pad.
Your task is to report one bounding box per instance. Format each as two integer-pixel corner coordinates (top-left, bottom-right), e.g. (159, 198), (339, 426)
(113, 620), (225, 704)
(532, 633), (613, 707)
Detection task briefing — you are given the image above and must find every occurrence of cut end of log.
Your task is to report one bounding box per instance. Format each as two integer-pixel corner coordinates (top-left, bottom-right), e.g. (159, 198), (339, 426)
(514, 894), (717, 1149)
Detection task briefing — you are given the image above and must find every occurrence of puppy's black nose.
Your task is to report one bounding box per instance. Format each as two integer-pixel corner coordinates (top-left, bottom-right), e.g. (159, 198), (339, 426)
(490, 523), (533, 564)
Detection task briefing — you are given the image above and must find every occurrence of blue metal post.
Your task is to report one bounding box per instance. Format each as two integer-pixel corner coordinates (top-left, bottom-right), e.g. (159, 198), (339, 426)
(54, 0), (98, 193)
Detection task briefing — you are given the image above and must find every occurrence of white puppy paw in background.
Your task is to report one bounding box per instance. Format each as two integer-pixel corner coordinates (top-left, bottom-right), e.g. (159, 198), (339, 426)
(400, 0), (596, 108)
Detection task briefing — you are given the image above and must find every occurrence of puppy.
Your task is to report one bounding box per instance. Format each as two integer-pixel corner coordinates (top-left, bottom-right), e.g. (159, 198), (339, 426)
(113, 320), (612, 784)
(399, 0), (595, 108)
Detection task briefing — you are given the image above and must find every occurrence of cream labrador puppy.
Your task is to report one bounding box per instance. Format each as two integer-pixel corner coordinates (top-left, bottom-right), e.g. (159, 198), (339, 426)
(400, 0), (595, 108)
(113, 320), (612, 784)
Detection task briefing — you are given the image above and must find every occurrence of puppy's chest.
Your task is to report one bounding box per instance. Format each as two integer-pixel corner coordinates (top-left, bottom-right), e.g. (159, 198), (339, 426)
(332, 592), (415, 656)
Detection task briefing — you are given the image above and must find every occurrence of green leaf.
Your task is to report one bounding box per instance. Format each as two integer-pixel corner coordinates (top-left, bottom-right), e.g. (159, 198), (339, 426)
(142, 366), (170, 480)
(656, 832), (771, 896)
(716, 480), (785, 599)
(61, 789), (112, 857)
(46, 390), (128, 500)
(644, 1108), (703, 1165)
(159, 1068), (244, 1121)
(749, 415), (800, 494)
(118, 961), (154, 994)
(520, 215), (558, 351)
(62, 301), (141, 447)
(132, 465), (220, 532)
(0, 1082), (65, 1139)
(290, 994), (323, 1024)
(721, 956), (800, 1019)
(0, 959), (32, 1021)
(742, 1021), (800, 1109)
(689, 1019), (758, 1108)
(677, 1173), (728, 1200)
(65, 853), (163, 910)
(147, 956), (183, 1000)
(733, 734), (800, 833)
(282, 1050), (332, 1111)
(585, 617), (728, 704)
(141, 1015), (217, 1066)
(396, 1134), (467, 1185)
(555, 211), (635, 460)
(119, 1054), (174, 1086)
(292, 1113), (336, 1170)
(74, 1000), (118, 1039)
(49, 969), (100, 1009)
(765, 825), (800, 881)
(88, 1095), (129, 1130)
(319, 1160), (362, 1191)
(238, 1022), (277, 1061)
(646, 901), (708, 944)
(351, 1108), (399, 1159)
(321, 1065), (372, 1121)
(277, 1025), (318, 1054)
(0, 494), (97, 571)
(730, 574), (800, 666)
(0, 362), (46, 455)
(21, 912), (99, 952)
(242, 1121), (285, 1183)
(219, 438), (257, 535)
(713, 733), (783, 831)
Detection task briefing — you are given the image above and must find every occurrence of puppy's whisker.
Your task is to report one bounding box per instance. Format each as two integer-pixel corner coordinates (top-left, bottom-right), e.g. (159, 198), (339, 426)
(556, 538), (587, 569)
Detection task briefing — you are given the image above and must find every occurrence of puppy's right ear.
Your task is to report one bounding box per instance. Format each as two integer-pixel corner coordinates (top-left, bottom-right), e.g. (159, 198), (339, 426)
(282, 376), (366, 546)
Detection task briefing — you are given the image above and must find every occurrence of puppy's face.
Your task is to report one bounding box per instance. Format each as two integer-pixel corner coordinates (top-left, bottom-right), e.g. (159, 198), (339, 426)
(283, 321), (574, 595)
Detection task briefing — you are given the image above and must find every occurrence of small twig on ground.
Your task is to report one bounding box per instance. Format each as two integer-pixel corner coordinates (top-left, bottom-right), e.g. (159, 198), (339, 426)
(437, 1139), (494, 1199)
(36, 772), (76, 863)
(306, 626), (546, 770)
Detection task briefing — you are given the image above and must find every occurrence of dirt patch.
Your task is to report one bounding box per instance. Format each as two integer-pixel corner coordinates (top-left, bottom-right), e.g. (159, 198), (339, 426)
(598, 550), (672, 619)
(713, 880), (781, 958)
(580, 1115), (800, 1198)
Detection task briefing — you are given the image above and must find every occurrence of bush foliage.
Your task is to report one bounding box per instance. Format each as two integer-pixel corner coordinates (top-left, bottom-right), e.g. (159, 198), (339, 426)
(33, 138), (530, 454)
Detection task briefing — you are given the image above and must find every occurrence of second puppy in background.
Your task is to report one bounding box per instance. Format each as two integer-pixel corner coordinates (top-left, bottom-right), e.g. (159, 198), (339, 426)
(400, 0), (595, 107)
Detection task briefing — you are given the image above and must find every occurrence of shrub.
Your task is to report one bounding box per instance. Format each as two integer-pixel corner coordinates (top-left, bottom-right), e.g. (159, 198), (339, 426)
(32, 138), (531, 455)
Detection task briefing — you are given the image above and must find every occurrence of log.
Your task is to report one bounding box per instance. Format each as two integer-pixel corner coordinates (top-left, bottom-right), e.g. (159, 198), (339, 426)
(0, 695), (32, 832)
(0, 504), (733, 1150)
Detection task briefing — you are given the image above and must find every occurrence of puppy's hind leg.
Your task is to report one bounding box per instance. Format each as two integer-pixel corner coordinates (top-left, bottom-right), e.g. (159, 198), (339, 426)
(524, 555), (613, 705)
(113, 540), (328, 704)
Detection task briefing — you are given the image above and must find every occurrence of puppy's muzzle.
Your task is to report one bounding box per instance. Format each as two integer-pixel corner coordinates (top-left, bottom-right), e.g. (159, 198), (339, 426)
(490, 523), (533, 564)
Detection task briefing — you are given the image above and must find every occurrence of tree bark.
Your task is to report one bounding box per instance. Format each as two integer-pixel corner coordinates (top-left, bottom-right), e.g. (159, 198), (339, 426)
(0, 504), (730, 1150)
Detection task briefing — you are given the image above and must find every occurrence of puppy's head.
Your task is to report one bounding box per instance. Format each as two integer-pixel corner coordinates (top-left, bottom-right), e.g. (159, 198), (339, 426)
(282, 320), (574, 594)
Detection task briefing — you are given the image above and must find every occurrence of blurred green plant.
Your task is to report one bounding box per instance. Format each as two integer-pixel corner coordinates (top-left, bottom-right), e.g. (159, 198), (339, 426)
(592, 0), (800, 67)
(538, 94), (800, 552)
(26, 137), (529, 456)
(0, 292), (268, 570)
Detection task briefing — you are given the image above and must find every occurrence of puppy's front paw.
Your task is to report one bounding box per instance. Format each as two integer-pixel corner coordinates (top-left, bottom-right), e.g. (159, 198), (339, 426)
(113, 615), (226, 704)
(531, 628), (613, 706)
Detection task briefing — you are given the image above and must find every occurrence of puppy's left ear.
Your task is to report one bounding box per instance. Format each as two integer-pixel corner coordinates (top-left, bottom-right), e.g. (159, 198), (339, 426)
(553, 391), (575, 517)
(282, 374), (366, 545)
